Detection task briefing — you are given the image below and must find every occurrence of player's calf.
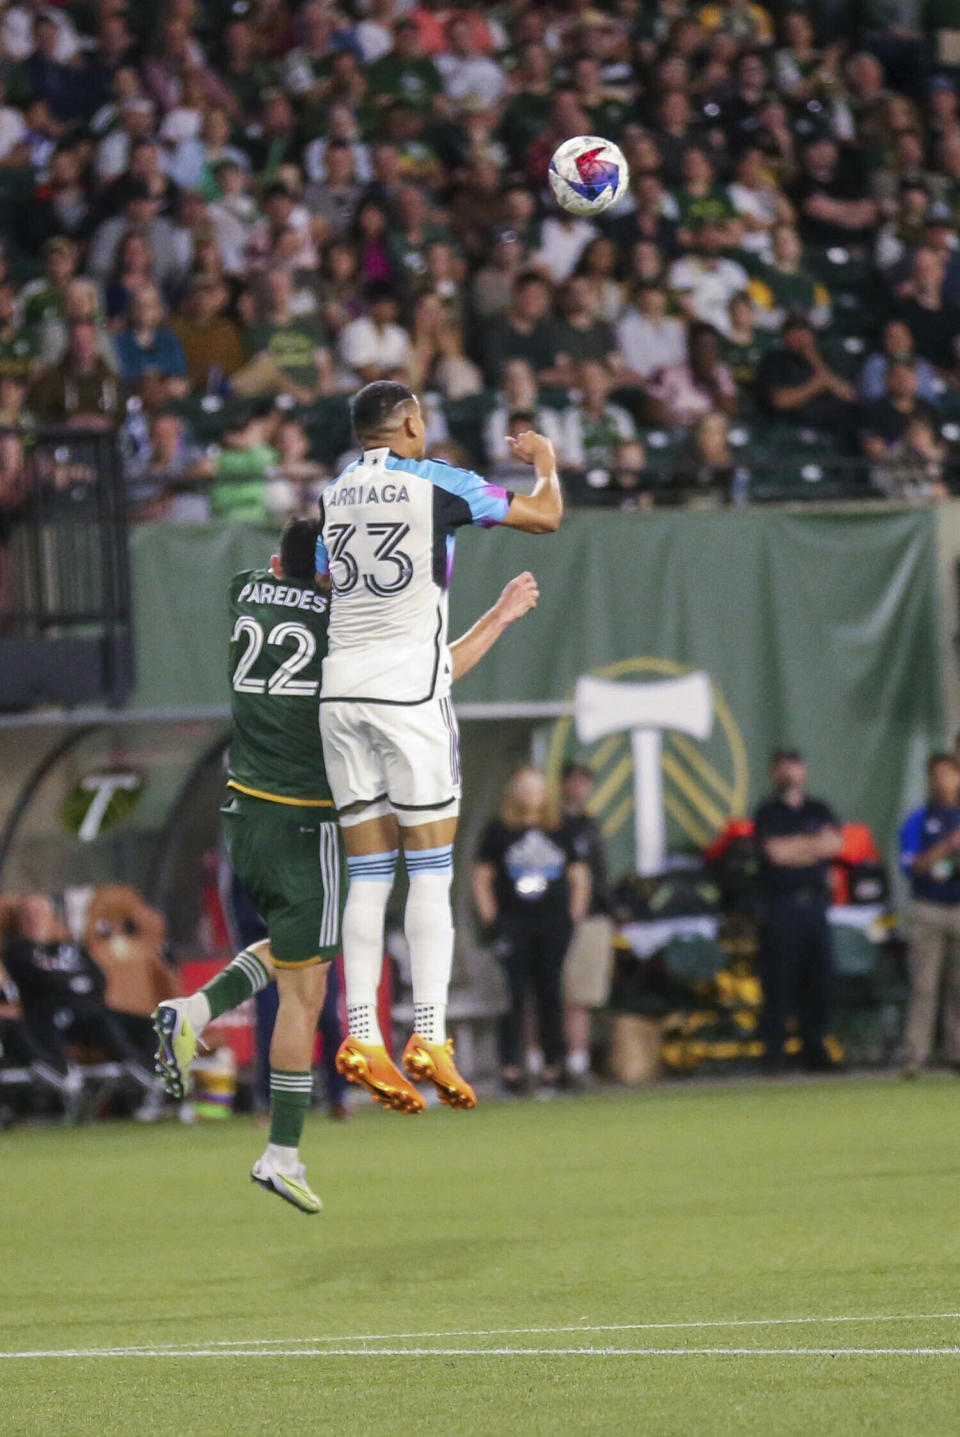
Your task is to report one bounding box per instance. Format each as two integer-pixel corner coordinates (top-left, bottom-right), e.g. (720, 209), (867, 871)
(404, 843), (455, 1046)
(153, 943), (273, 1098)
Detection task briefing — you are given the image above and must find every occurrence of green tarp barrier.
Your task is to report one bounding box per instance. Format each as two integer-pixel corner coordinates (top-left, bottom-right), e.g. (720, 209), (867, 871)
(129, 509), (943, 876)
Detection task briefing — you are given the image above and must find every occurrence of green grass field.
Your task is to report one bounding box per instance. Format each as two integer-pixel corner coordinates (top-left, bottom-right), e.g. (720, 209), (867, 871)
(3, 1076), (960, 1436)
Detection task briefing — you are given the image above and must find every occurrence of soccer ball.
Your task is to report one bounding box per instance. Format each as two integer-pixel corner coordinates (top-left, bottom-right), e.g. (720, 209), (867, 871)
(548, 135), (629, 218)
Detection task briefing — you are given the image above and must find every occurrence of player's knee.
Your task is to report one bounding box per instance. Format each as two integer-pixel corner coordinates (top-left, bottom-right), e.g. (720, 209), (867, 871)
(246, 938), (277, 980)
(345, 848), (398, 887)
(276, 963), (328, 1017)
(404, 844), (454, 894)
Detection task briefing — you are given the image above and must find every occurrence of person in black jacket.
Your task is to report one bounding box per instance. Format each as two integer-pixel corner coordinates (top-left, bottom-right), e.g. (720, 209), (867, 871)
(3, 895), (158, 1093)
(753, 750), (843, 1074)
(473, 767), (590, 1094)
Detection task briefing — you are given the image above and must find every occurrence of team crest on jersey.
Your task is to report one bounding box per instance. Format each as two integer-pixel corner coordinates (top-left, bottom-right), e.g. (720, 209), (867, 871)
(326, 483), (410, 507)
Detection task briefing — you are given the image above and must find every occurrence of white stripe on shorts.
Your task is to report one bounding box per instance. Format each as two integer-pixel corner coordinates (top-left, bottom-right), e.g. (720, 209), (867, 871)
(318, 823), (340, 949)
(441, 698), (460, 786)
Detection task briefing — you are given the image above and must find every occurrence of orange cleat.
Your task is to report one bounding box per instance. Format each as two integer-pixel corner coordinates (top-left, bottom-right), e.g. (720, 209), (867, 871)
(335, 1037), (425, 1114)
(402, 1035), (477, 1110)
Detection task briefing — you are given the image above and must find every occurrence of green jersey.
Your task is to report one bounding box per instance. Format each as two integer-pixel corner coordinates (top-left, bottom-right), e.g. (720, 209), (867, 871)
(747, 265), (829, 323)
(226, 568), (334, 808)
(676, 185), (736, 230)
(721, 331), (774, 386)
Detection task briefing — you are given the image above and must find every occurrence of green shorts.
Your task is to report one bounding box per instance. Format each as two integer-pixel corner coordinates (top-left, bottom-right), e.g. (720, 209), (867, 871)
(221, 790), (345, 967)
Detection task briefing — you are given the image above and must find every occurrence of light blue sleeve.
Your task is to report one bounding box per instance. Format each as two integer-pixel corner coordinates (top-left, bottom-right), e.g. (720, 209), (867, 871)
(315, 533), (329, 577)
(426, 459), (512, 528)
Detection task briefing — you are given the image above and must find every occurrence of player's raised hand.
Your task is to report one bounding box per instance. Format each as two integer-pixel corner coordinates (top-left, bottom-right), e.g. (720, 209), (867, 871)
(497, 571), (539, 625)
(506, 430), (556, 468)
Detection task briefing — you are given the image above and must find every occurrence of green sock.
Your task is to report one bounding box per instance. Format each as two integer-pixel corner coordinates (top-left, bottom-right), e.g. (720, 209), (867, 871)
(201, 949), (271, 1021)
(269, 1069), (313, 1147)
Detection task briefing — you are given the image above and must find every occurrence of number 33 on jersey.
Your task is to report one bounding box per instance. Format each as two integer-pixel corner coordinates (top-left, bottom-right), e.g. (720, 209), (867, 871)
(227, 569), (333, 806)
(317, 447), (512, 706)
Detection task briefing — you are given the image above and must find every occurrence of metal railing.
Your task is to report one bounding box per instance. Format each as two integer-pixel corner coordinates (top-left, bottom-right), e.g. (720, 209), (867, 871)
(0, 428), (133, 710)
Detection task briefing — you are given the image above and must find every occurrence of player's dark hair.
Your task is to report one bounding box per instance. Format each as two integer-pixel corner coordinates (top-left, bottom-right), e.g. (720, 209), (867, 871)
(928, 751), (960, 775)
(279, 517), (320, 581)
(350, 380), (415, 442)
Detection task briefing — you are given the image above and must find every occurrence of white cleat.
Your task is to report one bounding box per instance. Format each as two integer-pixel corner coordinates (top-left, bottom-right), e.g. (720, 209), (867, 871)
(251, 1154), (323, 1215)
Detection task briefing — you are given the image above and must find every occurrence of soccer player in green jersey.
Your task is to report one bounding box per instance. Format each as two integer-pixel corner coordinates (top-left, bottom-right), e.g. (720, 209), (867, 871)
(154, 516), (538, 1213)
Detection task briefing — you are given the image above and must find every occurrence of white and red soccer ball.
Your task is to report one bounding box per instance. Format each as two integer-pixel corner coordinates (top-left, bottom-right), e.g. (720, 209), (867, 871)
(548, 135), (630, 218)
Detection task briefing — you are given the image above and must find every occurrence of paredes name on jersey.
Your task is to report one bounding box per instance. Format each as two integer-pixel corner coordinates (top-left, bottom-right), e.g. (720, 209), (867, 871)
(236, 579), (328, 614)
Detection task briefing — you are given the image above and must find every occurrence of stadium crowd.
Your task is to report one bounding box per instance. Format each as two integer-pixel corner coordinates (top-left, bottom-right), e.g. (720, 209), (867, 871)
(0, 0), (957, 517)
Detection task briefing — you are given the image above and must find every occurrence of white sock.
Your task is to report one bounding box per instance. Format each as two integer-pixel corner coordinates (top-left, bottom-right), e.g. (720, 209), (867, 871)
(527, 1048), (544, 1076)
(343, 852), (397, 1046)
(404, 854), (454, 1046)
(183, 991), (211, 1035)
(567, 1048), (590, 1076)
(265, 1142), (299, 1173)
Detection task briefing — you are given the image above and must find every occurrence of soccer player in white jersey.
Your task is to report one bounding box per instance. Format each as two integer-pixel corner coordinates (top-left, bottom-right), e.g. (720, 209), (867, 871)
(318, 379), (563, 1112)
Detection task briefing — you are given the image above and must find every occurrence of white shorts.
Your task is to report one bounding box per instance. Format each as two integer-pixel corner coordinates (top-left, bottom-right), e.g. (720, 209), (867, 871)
(320, 696), (462, 828)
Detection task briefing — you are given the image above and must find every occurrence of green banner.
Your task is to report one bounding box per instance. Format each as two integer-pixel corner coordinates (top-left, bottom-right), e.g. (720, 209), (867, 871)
(130, 510), (943, 875)
(131, 524), (275, 712)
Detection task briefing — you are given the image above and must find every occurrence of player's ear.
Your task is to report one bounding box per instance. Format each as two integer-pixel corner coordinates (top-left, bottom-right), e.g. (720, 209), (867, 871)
(269, 553), (282, 578)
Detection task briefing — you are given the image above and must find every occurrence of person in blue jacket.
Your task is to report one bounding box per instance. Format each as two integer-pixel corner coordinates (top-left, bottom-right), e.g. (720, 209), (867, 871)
(898, 753), (960, 1075)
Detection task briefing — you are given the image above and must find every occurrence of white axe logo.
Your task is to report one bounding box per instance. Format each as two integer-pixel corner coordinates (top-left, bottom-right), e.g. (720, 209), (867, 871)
(75, 772), (142, 843)
(574, 672), (714, 876)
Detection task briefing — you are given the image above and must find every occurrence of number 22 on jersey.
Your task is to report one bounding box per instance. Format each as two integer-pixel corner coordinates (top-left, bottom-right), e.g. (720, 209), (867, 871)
(231, 618), (318, 696)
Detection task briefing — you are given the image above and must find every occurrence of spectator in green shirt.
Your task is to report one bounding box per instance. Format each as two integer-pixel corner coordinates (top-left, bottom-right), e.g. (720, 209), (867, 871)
(242, 269), (333, 400)
(498, 44), (553, 167)
(366, 19), (444, 117)
(748, 223), (831, 331)
(564, 361), (639, 471)
(387, 183), (450, 280)
(721, 292), (774, 389)
(571, 56), (632, 140)
(19, 237), (78, 338)
(219, 20), (277, 116)
(676, 147), (738, 246)
(194, 401), (284, 523)
(540, 277), (618, 387)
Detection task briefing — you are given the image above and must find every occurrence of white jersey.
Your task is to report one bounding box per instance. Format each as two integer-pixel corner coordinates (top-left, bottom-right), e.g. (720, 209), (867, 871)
(317, 446), (512, 705)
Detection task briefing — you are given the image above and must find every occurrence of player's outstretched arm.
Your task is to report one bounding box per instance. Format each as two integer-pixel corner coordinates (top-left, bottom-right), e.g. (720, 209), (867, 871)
(450, 571), (539, 682)
(501, 431), (563, 533)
